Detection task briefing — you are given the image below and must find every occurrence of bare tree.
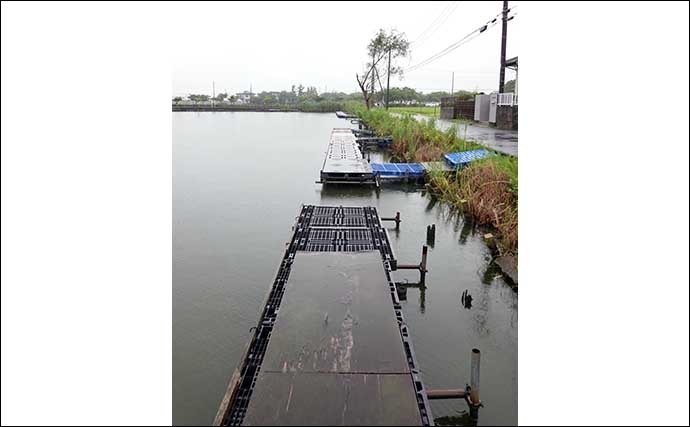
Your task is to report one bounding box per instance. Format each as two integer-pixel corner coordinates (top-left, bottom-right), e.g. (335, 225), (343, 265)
(356, 29), (409, 109)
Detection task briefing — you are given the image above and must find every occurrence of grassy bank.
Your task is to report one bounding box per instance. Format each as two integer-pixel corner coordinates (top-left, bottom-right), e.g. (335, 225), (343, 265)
(353, 106), (518, 255)
(388, 105), (440, 118)
(354, 108), (482, 162)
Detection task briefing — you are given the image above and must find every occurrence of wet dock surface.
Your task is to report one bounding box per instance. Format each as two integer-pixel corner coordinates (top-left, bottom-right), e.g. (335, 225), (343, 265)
(320, 129), (374, 184)
(215, 205), (432, 426)
(243, 252), (422, 426)
(259, 252), (410, 374)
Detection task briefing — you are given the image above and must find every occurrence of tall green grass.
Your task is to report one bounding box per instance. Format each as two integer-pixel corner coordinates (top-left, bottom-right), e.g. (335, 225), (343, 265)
(353, 107), (483, 162)
(388, 105), (440, 118)
(354, 106), (518, 255)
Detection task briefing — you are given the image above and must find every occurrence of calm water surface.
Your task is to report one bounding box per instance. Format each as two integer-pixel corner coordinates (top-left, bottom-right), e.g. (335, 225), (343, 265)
(173, 112), (517, 426)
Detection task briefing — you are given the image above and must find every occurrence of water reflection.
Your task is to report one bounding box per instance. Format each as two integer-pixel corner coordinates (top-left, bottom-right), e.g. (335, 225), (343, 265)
(173, 112), (517, 426)
(472, 279), (492, 338)
(318, 184), (376, 199)
(425, 196), (438, 212)
(461, 290), (473, 309)
(481, 260), (504, 285)
(459, 217), (474, 245)
(397, 280), (427, 314)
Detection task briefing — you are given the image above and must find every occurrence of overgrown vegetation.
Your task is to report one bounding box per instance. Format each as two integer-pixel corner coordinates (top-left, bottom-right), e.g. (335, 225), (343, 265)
(351, 105), (518, 255)
(388, 105), (440, 118)
(353, 107), (482, 162)
(429, 158), (518, 254)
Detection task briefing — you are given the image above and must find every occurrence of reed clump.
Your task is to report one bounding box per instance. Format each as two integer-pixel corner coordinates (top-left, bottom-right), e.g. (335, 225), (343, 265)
(353, 106), (518, 255)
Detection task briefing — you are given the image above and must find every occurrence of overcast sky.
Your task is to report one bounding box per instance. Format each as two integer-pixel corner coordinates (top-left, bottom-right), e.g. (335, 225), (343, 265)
(172, 1), (519, 96)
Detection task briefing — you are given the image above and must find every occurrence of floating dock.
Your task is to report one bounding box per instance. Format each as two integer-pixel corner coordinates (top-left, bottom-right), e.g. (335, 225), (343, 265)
(371, 162), (426, 179)
(335, 111), (358, 119)
(443, 149), (493, 168)
(319, 128), (495, 185)
(357, 136), (393, 148)
(352, 129), (375, 137)
(214, 205), (433, 426)
(419, 161), (455, 172)
(319, 128), (375, 184)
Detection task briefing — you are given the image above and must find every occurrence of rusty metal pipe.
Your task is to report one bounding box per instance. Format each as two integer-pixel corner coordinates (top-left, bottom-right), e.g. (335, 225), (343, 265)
(426, 389), (467, 400)
(396, 264), (420, 270)
(381, 212), (401, 228)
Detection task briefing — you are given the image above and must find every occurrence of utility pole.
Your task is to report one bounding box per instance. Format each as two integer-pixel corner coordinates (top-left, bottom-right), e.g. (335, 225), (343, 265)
(451, 71), (455, 96)
(212, 81), (215, 108)
(385, 47), (392, 110)
(499, 0), (509, 93)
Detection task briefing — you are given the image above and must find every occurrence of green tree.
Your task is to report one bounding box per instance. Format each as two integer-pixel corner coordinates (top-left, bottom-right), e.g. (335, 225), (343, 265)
(188, 94), (209, 103)
(356, 29), (410, 109)
(172, 96), (182, 104)
(423, 91), (451, 103)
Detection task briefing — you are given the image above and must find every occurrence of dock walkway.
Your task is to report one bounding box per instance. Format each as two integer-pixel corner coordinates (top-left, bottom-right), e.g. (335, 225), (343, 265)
(319, 129), (375, 184)
(320, 127), (494, 185)
(214, 205), (433, 426)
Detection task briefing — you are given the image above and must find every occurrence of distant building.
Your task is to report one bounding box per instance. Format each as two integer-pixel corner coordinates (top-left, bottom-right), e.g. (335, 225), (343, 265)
(235, 91), (254, 104)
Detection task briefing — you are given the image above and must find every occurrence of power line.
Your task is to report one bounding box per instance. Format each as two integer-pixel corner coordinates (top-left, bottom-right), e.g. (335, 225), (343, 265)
(405, 11), (504, 72)
(404, 8), (516, 74)
(411, 2), (461, 47)
(406, 27), (492, 73)
(410, 1), (458, 45)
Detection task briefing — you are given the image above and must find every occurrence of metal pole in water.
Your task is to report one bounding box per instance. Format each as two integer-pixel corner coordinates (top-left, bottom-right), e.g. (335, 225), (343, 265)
(469, 348), (481, 420)
(420, 245), (428, 283)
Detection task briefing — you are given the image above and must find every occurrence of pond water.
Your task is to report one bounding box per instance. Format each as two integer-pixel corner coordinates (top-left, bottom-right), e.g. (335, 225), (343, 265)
(173, 112), (517, 426)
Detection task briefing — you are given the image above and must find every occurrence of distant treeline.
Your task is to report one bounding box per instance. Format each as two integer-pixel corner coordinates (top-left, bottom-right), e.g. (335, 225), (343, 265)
(172, 102), (350, 113)
(172, 85), (486, 108)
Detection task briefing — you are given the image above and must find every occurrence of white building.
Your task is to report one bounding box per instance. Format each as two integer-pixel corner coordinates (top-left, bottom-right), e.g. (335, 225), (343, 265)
(235, 91), (253, 104)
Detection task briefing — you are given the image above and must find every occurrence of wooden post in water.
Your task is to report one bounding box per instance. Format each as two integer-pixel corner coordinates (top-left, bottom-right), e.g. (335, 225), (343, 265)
(426, 224), (436, 245)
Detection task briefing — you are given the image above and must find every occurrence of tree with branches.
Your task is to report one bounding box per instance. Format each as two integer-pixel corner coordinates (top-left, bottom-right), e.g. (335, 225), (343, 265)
(356, 29), (409, 109)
